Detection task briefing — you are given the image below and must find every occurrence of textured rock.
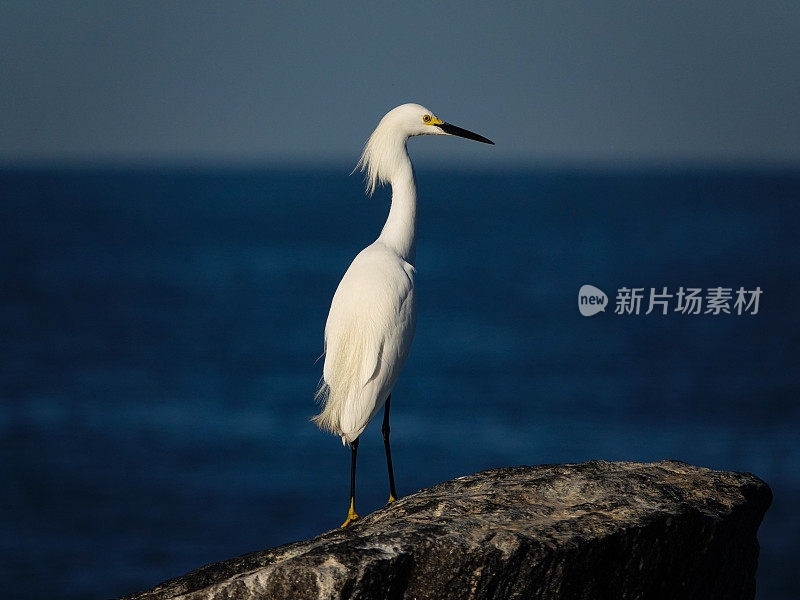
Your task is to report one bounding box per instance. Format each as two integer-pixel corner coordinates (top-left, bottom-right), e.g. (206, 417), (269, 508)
(119, 460), (771, 600)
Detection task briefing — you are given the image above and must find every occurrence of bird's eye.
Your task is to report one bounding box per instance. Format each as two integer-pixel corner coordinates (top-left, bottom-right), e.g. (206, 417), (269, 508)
(422, 115), (431, 123)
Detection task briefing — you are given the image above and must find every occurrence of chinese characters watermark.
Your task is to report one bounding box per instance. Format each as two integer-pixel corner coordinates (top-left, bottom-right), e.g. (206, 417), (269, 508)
(579, 285), (762, 316)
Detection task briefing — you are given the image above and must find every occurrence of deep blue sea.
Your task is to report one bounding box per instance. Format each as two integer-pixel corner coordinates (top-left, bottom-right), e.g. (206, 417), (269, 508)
(1, 166), (798, 599)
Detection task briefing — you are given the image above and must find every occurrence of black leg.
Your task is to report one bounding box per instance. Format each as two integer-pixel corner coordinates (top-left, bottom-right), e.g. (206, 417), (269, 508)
(382, 395), (398, 502)
(341, 437), (359, 527)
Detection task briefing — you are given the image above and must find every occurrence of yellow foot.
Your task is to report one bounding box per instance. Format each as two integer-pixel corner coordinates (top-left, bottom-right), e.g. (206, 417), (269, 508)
(340, 514), (359, 527)
(340, 499), (359, 528)
(387, 494), (397, 504)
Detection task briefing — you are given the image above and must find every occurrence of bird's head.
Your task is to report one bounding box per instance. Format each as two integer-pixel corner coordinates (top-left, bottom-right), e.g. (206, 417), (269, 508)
(356, 103), (493, 195)
(382, 103), (495, 143)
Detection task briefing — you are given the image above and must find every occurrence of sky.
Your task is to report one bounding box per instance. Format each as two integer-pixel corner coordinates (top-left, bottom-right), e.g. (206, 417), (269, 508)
(1, 1), (799, 167)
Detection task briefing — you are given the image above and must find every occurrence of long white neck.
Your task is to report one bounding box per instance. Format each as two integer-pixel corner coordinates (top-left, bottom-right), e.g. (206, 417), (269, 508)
(377, 147), (417, 264)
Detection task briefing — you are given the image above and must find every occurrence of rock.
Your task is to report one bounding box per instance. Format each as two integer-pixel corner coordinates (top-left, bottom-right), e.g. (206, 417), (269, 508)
(118, 460), (771, 600)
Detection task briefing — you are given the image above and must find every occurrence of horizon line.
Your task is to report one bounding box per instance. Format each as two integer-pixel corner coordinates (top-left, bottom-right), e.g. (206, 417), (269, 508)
(2, 156), (800, 173)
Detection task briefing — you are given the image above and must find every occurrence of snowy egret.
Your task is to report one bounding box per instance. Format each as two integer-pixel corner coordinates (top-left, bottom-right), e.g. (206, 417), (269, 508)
(313, 103), (493, 527)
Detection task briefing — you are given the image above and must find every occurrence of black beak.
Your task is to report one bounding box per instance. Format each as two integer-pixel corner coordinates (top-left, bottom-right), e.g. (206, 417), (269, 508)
(436, 122), (494, 145)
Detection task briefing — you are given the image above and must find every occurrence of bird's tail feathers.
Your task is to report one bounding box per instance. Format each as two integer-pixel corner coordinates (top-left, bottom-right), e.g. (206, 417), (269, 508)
(311, 380), (336, 433)
(311, 326), (370, 439)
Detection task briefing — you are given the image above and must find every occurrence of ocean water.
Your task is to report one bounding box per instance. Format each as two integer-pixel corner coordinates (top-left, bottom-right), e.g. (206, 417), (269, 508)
(1, 166), (798, 599)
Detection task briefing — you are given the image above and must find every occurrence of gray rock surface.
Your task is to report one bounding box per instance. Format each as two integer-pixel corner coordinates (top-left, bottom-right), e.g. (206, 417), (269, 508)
(119, 460), (771, 600)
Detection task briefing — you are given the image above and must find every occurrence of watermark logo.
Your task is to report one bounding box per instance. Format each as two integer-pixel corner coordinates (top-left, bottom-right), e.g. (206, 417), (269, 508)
(578, 284), (608, 317)
(579, 285), (762, 316)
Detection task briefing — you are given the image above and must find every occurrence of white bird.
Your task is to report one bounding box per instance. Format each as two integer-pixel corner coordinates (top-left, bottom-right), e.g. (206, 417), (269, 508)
(313, 103), (493, 527)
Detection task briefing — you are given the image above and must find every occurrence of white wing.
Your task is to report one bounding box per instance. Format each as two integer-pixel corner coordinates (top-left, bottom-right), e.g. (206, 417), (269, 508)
(313, 241), (417, 443)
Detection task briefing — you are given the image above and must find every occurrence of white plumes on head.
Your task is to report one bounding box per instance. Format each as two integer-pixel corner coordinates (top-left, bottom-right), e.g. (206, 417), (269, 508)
(354, 103), (438, 196)
(354, 118), (407, 196)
